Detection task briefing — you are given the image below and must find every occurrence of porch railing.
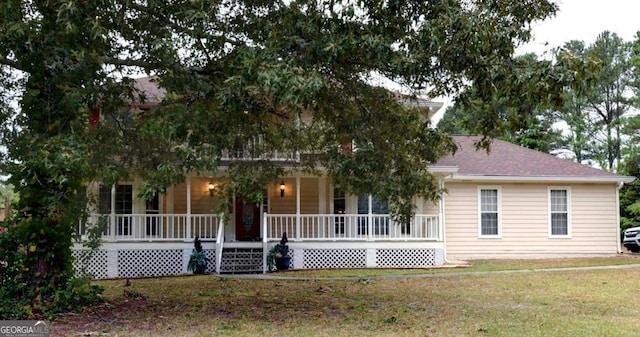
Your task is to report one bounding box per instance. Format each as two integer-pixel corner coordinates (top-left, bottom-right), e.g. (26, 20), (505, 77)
(264, 213), (440, 242)
(78, 213), (440, 243)
(220, 149), (300, 162)
(78, 214), (220, 241)
(219, 135), (300, 162)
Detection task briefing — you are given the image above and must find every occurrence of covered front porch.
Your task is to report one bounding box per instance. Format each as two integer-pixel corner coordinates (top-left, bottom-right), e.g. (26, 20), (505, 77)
(73, 174), (446, 278)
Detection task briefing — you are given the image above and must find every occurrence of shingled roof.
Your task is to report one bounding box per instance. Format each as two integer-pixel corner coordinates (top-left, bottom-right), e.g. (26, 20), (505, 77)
(435, 135), (633, 182)
(132, 76), (166, 105)
(130, 76), (443, 116)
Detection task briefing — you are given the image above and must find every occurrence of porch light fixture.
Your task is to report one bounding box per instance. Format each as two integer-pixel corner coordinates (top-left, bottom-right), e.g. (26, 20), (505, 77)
(208, 181), (215, 197)
(280, 180), (285, 197)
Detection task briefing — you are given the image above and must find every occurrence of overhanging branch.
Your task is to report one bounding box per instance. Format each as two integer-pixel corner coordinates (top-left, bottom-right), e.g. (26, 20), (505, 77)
(1, 54), (159, 73)
(0, 56), (25, 72)
(102, 57), (208, 75)
(102, 57), (158, 70)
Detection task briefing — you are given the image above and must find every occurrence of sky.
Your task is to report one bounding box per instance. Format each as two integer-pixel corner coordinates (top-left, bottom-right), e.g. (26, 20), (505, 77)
(433, 0), (640, 122)
(517, 0), (640, 56)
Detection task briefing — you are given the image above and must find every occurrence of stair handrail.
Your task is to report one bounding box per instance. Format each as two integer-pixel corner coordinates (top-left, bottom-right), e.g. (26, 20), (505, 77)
(215, 214), (225, 274)
(262, 211), (268, 273)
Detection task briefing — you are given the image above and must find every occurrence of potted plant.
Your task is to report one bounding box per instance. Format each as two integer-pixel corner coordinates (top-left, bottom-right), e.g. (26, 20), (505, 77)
(187, 236), (210, 274)
(267, 232), (291, 271)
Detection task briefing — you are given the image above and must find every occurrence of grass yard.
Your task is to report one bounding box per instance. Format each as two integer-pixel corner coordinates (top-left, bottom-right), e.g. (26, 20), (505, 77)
(52, 256), (640, 336)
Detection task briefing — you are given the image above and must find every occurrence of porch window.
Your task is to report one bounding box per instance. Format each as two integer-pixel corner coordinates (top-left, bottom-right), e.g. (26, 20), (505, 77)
(77, 186), (88, 236)
(549, 188), (571, 237)
(357, 195), (389, 235)
(100, 110), (134, 131)
(333, 188), (345, 235)
(145, 192), (159, 237)
(478, 187), (500, 237)
(94, 186), (111, 236)
(100, 184), (133, 236)
(98, 186), (111, 214)
(262, 189), (269, 214)
(115, 185), (133, 236)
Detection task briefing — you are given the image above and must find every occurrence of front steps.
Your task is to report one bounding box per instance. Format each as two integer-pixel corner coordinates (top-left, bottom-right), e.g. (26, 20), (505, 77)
(220, 248), (263, 274)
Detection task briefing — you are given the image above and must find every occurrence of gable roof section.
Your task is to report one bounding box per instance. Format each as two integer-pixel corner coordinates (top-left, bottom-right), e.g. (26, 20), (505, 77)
(434, 135), (634, 183)
(133, 76), (166, 101)
(392, 92), (443, 120)
(130, 76), (443, 117)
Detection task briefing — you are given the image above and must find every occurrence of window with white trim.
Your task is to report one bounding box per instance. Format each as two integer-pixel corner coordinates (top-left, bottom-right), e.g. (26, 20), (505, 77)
(333, 188), (346, 235)
(479, 187), (500, 237)
(357, 195), (389, 235)
(549, 187), (570, 237)
(262, 189), (269, 214)
(99, 184), (133, 236)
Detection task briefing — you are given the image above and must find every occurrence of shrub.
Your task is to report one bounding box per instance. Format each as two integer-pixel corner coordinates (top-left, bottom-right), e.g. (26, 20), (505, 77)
(0, 220), (104, 319)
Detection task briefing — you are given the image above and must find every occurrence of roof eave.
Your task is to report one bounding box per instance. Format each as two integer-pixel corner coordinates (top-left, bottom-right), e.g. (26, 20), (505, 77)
(449, 174), (636, 184)
(427, 166), (459, 174)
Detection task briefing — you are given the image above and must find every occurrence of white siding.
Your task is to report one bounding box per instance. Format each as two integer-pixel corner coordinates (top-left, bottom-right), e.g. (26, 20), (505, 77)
(445, 182), (619, 259)
(420, 200), (439, 214)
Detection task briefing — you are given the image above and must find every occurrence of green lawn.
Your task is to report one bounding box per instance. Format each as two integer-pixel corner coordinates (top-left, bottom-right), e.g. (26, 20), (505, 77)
(52, 256), (640, 336)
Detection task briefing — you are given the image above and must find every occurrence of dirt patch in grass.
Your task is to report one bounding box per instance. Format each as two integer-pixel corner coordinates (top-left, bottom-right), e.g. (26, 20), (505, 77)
(53, 292), (167, 336)
(52, 277), (361, 336)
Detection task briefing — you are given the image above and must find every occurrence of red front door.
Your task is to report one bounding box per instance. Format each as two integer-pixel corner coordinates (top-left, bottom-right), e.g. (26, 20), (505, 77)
(235, 197), (260, 241)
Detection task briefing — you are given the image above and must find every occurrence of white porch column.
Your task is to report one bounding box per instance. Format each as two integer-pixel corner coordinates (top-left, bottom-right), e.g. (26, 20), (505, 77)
(295, 176), (301, 241)
(165, 186), (174, 213)
(186, 176), (192, 241)
(367, 196), (373, 241)
(318, 177), (326, 238)
(416, 196), (424, 238)
(165, 186), (174, 239)
(110, 185), (116, 241)
(416, 196), (424, 214)
(438, 178), (445, 242)
(318, 177), (326, 213)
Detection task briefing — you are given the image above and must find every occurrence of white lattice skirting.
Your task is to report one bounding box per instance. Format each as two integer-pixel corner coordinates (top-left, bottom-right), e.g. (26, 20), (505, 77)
(72, 249), (109, 279)
(300, 248), (439, 269)
(72, 248), (216, 278)
(73, 243), (444, 278)
(377, 249), (437, 267)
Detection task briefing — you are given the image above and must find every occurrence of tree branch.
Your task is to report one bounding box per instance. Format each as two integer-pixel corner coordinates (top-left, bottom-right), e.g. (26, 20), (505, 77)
(0, 56), (25, 72)
(2, 54), (163, 74)
(101, 57), (158, 71)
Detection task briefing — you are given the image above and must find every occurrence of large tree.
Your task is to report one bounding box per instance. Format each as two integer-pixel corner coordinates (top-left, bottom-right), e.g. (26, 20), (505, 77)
(0, 0), (559, 316)
(587, 32), (633, 171)
(619, 114), (640, 231)
(437, 53), (566, 154)
(0, 0), (162, 317)
(557, 32), (633, 170)
(548, 40), (602, 165)
(620, 43), (640, 227)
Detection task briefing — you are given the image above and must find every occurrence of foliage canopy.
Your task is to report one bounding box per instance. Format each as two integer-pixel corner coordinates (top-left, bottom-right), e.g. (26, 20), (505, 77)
(0, 0), (558, 317)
